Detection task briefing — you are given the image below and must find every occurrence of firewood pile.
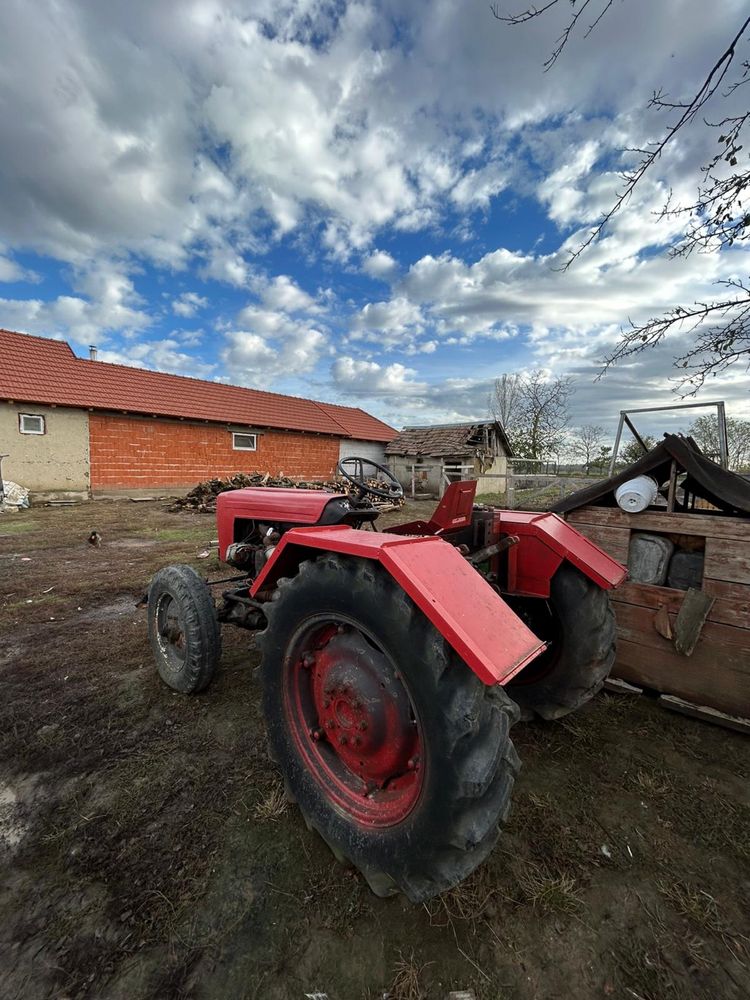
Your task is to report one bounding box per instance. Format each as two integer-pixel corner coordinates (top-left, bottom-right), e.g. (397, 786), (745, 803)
(168, 472), (405, 513)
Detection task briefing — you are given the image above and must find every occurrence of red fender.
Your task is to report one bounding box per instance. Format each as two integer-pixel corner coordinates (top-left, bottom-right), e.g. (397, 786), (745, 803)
(250, 526), (546, 686)
(494, 511), (627, 597)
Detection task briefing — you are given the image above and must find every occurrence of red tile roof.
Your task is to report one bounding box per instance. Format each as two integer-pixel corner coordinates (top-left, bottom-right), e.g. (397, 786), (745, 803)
(0, 329), (397, 442)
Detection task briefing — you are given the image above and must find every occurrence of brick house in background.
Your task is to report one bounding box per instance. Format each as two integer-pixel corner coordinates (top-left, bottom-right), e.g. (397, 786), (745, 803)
(0, 329), (396, 498)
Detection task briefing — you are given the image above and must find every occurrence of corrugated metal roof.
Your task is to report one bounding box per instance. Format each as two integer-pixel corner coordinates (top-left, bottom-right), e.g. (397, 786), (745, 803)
(0, 328), (397, 442)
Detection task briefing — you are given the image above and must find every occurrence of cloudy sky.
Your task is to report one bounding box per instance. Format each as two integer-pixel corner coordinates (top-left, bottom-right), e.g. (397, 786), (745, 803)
(0, 0), (748, 439)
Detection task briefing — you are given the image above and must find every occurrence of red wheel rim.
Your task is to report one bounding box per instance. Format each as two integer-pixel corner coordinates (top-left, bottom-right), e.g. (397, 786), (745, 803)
(282, 615), (424, 827)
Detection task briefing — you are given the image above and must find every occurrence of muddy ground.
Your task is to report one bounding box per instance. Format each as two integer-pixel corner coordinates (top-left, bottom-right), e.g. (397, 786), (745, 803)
(0, 498), (748, 1000)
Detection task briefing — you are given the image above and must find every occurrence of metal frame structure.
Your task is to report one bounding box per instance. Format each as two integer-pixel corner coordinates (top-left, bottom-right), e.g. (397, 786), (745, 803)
(609, 401), (728, 477)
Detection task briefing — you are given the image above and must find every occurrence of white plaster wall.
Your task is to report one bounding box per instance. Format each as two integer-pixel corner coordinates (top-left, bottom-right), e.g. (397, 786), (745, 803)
(338, 439), (387, 465)
(0, 403), (90, 493)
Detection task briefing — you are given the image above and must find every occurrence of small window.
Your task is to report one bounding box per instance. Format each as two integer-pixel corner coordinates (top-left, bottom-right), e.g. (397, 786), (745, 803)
(19, 413), (45, 435)
(232, 432), (257, 451)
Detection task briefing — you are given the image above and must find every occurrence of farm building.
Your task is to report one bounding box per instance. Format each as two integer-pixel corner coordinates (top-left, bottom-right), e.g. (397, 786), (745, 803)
(386, 420), (513, 496)
(0, 329), (396, 498)
(553, 435), (750, 722)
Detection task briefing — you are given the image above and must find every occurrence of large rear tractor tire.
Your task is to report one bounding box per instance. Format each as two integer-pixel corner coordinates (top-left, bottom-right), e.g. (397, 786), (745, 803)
(147, 564), (221, 694)
(505, 564), (615, 720)
(257, 554), (520, 903)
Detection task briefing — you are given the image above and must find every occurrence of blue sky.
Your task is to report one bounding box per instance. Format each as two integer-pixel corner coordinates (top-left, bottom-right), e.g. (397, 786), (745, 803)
(0, 0), (748, 442)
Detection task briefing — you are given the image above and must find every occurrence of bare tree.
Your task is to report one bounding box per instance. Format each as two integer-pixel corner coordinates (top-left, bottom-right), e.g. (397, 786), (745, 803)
(488, 372), (524, 427)
(689, 413), (750, 469)
(490, 369), (575, 459)
(492, 3), (750, 393)
(571, 423), (606, 472)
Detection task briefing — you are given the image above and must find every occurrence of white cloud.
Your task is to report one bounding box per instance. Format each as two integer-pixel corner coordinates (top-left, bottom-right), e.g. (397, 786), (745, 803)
(172, 291), (208, 317)
(96, 337), (216, 378)
(332, 356), (426, 396)
(362, 250), (398, 280)
(0, 246), (38, 284)
(199, 245), (250, 288)
(0, 260), (150, 345)
(350, 296), (424, 347)
(222, 309), (328, 386)
(256, 274), (318, 313)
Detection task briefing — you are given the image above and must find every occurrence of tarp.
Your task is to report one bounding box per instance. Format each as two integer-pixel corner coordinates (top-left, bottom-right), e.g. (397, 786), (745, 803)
(552, 434), (750, 518)
(1, 480), (30, 510)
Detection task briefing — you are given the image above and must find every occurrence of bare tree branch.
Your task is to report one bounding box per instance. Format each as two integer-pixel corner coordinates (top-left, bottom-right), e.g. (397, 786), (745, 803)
(600, 279), (750, 393)
(494, 5), (750, 393)
(494, 5), (750, 265)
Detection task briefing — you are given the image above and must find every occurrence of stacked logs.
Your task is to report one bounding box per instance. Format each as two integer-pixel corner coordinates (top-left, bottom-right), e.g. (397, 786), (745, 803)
(168, 472), (404, 513)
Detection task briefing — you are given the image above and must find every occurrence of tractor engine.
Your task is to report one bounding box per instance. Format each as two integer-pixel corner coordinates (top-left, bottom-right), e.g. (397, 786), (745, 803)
(217, 489), (379, 580)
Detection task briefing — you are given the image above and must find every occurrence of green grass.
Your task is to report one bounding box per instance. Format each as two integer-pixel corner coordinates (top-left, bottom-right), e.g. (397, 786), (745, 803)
(474, 492), (507, 506)
(0, 517), (36, 534)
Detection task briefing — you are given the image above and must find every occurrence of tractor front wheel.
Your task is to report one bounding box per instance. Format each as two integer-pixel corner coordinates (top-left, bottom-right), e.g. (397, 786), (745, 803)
(147, 564), (221, 694)
(258, 554), (520, 903)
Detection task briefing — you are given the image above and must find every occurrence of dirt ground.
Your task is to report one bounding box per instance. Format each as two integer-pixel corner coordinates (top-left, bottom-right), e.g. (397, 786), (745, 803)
(1, 497), (748, 1000)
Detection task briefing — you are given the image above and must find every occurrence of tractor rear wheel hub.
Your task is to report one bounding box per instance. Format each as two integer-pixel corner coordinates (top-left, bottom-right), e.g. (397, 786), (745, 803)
(312, 633), (413, 786)
(283, 618), (423, 826)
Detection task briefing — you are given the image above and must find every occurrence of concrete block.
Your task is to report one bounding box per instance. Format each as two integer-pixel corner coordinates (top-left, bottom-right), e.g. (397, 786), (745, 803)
(628, 532), (674, 586)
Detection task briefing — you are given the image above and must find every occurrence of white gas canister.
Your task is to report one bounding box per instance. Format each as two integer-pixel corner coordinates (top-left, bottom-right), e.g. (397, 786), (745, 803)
(614, 475), (659, 513)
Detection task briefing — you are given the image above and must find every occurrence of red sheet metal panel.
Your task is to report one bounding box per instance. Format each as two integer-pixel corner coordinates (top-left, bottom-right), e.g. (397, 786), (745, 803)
(496, 511), (627, 591)
(252, 526), (545, 685)
(216, 488), (348, 560)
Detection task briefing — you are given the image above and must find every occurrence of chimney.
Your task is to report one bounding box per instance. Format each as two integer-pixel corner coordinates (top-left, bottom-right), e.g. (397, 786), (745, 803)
(89, 345), (98, 361)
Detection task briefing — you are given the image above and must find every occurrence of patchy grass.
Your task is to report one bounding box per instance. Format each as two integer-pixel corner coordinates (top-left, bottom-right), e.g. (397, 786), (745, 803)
(516, 862), (582, 914)
(0, 517), (36, 534)
(252, 783), (288, 822)
(387, 949), (431, 1000)
(0, 498), (749, 1000)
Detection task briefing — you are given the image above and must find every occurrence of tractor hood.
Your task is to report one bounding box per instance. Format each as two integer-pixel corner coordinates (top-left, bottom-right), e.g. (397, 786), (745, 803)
(217, 488), (348, 559)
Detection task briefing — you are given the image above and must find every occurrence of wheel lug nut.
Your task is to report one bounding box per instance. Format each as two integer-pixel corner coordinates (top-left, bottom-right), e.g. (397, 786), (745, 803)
(358, 721), (367, 731)
(354, 737), (361, 747)
(339, 735), (348, 746)
(323, 698), (330, 708)
(326, 719), (335, 730)
(310, 728), (324, 741)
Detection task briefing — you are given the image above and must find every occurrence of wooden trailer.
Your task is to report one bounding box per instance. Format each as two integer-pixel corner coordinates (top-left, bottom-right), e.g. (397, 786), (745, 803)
(553, 435), (750, 723)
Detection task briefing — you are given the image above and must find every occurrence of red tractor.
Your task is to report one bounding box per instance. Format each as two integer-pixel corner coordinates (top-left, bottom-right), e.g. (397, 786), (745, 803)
(147, 459), (625, 903)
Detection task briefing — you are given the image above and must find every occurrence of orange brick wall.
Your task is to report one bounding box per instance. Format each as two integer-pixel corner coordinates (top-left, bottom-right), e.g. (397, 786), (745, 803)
(89, 413), (340, 489)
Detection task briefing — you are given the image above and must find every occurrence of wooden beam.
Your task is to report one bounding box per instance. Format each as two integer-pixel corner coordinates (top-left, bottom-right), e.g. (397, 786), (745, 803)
(666, 459), (677, 513)
(568, 506), (750, 541)
(613, 578), (750, 631)
(658, 695), (750, 735)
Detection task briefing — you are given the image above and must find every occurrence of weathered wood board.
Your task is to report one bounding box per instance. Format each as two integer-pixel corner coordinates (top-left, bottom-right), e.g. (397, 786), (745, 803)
(566, 505), (750, 718)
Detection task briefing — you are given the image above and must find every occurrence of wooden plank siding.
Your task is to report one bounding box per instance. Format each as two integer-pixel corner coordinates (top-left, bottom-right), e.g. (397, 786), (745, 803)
(565, 505), (750, 718)
(567, 506), (750, 541)
(704, 537), (750, 585)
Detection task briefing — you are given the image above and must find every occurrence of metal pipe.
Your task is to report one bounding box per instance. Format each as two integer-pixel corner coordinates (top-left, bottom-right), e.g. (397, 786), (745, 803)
(466, 534), (520, 565)
(609, 413), (625, 477)
(717, 401), (729, 469)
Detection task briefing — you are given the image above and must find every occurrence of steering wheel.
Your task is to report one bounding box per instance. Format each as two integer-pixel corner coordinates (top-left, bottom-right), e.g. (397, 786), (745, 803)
(336, 457), (404, 501)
